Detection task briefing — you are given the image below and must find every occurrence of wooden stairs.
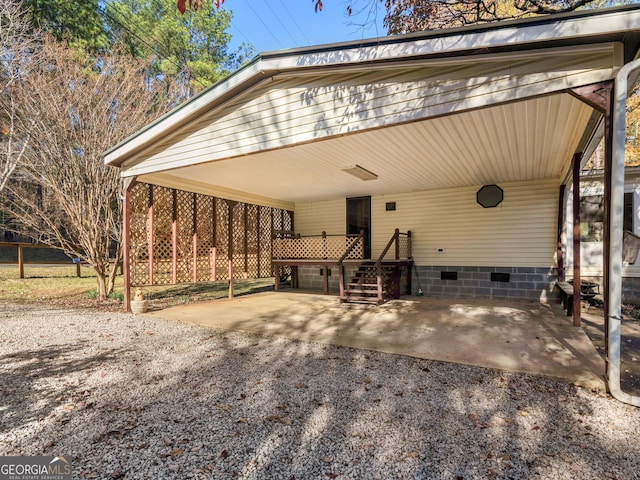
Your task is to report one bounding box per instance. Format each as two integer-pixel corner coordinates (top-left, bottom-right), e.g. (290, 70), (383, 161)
(340, 261), (404, 305)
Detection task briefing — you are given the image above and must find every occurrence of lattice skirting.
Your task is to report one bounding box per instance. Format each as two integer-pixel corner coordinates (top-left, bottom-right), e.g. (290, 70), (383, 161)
(127, 182), (293, 286)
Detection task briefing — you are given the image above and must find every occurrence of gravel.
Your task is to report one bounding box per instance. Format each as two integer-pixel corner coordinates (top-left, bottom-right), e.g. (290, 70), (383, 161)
(1, 302), (640, 480)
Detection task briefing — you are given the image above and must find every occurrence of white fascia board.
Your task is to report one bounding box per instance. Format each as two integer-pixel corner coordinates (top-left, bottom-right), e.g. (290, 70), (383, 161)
(263, 9), (640, 71)
(271, 43), (619, 78)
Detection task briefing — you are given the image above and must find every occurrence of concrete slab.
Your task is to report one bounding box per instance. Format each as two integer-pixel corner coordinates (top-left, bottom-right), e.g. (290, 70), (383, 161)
(147, 292), (606, 391)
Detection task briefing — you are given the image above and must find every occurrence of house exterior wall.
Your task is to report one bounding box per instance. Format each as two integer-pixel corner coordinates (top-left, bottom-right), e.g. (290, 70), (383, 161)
(294, 199), (345, 235)
(293, 178), (559, 300)
(568, 179), (640, 303)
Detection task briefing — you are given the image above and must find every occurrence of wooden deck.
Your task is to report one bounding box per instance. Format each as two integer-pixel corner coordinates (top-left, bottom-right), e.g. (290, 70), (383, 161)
(272, 258), (366, 294)
(272, 229), (412, 304)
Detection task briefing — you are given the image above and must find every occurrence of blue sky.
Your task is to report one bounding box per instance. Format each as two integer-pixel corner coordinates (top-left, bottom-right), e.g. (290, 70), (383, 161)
(223, 0), (387, 54)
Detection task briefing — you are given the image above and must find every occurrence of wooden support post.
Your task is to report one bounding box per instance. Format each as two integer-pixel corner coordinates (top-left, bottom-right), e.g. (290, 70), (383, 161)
(192, 193), (198, 283)
(274, 264), (280, 292)
(212, 198), (217, 281)
(243, 203), (248, 277)
(148, 184), (154, 286)
(572, 153), (582, 327)
(211, 247), (217, 281)
(227, 200), (237, 299)
(122, 177), (137, 312)
(76, 261), (81, 278)
(256, 206), (261, 278)
(569, 81), (614, 336)
(17, 244), (24, 279)
(322, 264), (329, 295)
(322, 231), (327, 259)
(171, 189), (178, 284)
(407, 230), (413, 295)
(270, 208), (275, 277)
(557, 184), (566, 282)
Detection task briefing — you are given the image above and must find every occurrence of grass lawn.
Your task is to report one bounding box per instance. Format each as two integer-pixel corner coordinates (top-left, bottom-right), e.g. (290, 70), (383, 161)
(0, 264), (276, 311)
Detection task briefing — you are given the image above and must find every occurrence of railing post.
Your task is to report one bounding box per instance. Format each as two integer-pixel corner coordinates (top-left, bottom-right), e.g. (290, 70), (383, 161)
(394, 228), (400, 260)
(407, 230), (412, 259)
(322, 231), (327, 259)
(376, 262), (383, 303)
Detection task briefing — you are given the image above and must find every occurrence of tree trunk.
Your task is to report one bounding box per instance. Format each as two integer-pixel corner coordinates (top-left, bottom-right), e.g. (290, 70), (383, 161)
(106, 259), (121, 297)
(96, 272), (108, 301)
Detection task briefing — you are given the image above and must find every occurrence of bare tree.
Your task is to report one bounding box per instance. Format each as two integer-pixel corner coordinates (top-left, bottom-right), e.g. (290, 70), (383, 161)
(382, 0), (598, 33)
(179, 0), (606, 34)
(0, 0), (37, 192)
(1, 36), (175, 299)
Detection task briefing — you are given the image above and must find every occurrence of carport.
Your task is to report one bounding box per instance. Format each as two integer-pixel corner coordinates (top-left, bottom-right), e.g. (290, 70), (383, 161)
(104, 6), (640, 404)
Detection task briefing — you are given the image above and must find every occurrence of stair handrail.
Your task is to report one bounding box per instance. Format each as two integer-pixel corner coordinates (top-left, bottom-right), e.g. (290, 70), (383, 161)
(337, 230), (365, 299)
(374, 229), (413, 302)
(337, 230), (365, 264)
(375, 229), (401, 301)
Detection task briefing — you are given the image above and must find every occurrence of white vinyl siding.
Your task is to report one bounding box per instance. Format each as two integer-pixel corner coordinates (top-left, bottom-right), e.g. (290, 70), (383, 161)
(295, 179), (559, 268)
(294, 200), (345, 236)
(572, 182), (640, 278)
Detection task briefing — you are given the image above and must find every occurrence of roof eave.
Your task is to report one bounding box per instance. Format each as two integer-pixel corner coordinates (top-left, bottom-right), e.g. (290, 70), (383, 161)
(103, 5), (640, 169)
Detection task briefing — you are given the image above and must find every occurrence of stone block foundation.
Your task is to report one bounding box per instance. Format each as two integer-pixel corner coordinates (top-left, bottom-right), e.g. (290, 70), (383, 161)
(411, 266), (558, 301)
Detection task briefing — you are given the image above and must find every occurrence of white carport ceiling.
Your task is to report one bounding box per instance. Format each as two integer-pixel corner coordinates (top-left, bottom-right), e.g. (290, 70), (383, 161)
(142, 93), (593, 204)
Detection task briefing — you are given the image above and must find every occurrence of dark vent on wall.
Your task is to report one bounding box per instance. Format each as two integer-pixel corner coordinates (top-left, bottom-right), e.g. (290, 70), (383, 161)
(441, 271), (458, 281)
(491, 272), (510, 283)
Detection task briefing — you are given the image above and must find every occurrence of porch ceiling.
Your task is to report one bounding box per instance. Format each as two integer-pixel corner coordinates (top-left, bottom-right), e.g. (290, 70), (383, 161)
(140, 92), (593, 206)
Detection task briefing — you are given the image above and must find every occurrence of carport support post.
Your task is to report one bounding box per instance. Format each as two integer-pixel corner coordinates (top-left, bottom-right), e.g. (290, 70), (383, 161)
(226, 200), (237, 298)
(171, 189), (178, 284)
(569, 81), (614, 333)
(572, 153), (582, 327)
(122, 177), (137, 312)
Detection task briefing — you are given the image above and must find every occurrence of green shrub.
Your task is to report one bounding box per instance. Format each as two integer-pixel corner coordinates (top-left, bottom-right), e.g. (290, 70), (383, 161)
(108, 291), (124, 302)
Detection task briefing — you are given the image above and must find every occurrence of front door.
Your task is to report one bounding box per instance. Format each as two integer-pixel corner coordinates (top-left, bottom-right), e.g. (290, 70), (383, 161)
(346, 196), (371, 259)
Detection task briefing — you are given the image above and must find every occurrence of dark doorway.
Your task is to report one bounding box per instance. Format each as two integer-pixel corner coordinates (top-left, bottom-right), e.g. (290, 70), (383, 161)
(347, 196), (371, 259)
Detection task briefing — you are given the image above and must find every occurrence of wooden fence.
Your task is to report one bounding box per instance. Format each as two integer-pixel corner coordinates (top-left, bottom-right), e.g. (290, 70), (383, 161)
(0, 242), (82, 278)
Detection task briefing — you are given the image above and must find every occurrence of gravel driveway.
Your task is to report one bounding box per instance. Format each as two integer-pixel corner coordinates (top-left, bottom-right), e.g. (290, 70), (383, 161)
(1, 303), (639, 480)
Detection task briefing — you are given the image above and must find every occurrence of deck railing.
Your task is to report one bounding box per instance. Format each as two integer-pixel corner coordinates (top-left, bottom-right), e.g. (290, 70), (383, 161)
(273, 231), (364, 260)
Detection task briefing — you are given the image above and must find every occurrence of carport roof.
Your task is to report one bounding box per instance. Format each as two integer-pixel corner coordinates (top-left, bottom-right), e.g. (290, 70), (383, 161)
(104, 6), (640, 208)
